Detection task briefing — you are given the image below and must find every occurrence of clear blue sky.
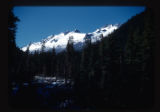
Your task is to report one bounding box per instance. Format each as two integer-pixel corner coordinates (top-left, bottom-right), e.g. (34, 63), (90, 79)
(13, 6), (145, 48)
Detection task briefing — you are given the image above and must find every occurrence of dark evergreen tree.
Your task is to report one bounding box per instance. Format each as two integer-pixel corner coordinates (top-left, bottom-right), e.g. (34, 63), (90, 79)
(51, 47), (56, 77)
(8, 6), (21, 84)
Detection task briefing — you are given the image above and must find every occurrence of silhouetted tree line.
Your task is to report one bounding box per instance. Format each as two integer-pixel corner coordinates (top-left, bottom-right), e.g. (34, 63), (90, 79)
(73, 8), (155, 108)
(8, 7), (154, 108)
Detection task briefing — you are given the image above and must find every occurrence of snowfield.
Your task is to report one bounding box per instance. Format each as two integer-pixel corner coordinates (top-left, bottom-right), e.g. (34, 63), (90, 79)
(33, 75), (74, 87)
(21, 24), (119, 53)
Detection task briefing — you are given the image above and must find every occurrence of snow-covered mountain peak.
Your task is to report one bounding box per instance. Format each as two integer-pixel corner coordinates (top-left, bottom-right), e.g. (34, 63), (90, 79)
(21, 24), (119, 53)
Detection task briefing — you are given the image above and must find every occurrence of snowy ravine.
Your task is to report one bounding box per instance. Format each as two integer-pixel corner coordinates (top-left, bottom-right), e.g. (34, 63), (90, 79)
(21, 24), (119, 53)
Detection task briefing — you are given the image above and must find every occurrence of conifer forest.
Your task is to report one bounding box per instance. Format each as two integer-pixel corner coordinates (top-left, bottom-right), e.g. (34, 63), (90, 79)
(8, 7), (155, 110)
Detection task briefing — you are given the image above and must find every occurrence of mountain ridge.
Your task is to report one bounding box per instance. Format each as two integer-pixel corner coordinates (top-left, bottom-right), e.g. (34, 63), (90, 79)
(21, 24), (119, 53)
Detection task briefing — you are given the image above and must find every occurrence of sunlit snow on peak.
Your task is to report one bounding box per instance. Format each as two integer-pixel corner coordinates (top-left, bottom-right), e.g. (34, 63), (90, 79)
(21, 24), (119, 53)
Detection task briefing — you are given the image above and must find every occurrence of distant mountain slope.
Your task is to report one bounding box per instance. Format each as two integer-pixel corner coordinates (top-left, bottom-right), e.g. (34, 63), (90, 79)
(21, 24), (119, 53)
